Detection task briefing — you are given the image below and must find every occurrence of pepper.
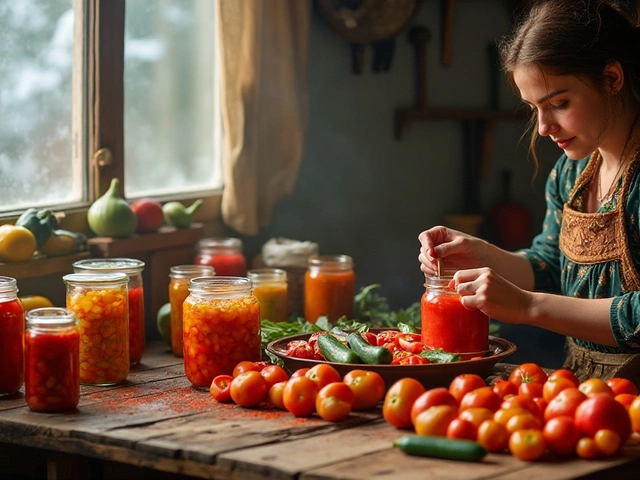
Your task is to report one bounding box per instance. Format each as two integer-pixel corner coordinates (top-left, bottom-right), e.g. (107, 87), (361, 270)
(15, 208), (57, 248)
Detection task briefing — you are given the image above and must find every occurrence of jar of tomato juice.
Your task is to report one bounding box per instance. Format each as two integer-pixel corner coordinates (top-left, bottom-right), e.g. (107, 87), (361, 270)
(421, 274), (489, 360)
(248, 268), (288, 322)
(0, 276), (25, 396)
(194, 237), (247, 276)
(304, 255), (355, 324)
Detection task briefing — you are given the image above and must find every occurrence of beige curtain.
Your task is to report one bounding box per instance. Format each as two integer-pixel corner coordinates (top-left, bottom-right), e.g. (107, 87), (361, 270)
(217, 0), (311, 235)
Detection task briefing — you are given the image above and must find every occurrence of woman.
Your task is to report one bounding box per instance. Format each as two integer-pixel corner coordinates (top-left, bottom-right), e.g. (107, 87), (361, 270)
(418, 0), (640, 384)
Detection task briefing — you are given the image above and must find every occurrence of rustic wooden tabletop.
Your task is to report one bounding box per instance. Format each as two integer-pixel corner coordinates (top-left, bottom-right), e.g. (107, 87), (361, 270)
(1, 342), (640, 480)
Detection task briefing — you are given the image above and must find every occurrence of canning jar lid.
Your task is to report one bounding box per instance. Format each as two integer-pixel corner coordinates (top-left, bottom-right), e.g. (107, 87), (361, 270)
(27, 307), (77, 328)
(73, 258), (145, 275)
(63, 272), (129, 287)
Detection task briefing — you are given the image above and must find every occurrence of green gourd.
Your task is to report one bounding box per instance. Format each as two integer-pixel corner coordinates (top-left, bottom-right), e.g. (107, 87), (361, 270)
(162, 199), (202, 228)
(87, 178), (137, 237)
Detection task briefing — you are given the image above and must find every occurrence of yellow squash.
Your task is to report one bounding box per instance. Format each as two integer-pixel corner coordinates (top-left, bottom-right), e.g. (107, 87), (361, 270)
(19, 295), (54, 312)
(0, 224), (37, 262)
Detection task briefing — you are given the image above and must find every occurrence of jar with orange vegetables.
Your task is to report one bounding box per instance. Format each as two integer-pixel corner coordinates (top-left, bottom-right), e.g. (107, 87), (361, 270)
(248, 268), (288, 322)
(194, 237), (247, 276)
(304, 255), (356, 324)
(63, 273), (130, 386)
(183, 276), (261, 389)
(73, 258), (146, 364)
(0, 276), (25, 396)
(168, 265), (215, 357)
(421, 273), (489, 360)
(25, 307), (79, 412)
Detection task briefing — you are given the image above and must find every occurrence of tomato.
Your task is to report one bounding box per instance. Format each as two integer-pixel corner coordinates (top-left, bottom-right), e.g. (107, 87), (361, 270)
(509, 429), (546, 461)
(544, 387), (587, 422)
(614, 393), (636, 410)
(305, 363), (341, 389)
(232, 361), (260, 378)
(286, 340), (314, 359)
(410, 387), (458, 426)
(360, 332), (378, 346)
(458, 407), (494, 429)
(574, 393), (632, 443)
(282, 376), (319, 417)
(383, 377), (425, 429)
(229, 371), (268, 407)
(459, 386), (501, 412)
(446, 418), (477, 441)
(449, 374), (486, 403)
(594, 429), (622, 457)
(578, 378), (614, 397)
(342, 369), (386, 411)
(501, 395), (544, 420)
(548, 368), (580, 387)
(629, 395), (640, 433)
(268, 381), (287, 410)
(396, 333), (425, 354)
(260, 365), (289, 389)
(505, 413), (542, 434)
(576, 437), (598, 460)
(477, 419), (509, 453)
(494, 407), (530, 426)
(376, 330), (399, 347)
(518, 381), (543, 400)
(414, 405), (458, 437)
(492, 379), (518, 400)
(509, 363), (548, 386)
(290, 368), (310, 379)
(542, 377), (575, 403)
(543, 416), (581, 456)
(209, 374), (233, 403)
(606, 377), (638, 396)
(391, 354), (429, 365)
(315, 382), (354, 422)
(533, 397), (548, 416)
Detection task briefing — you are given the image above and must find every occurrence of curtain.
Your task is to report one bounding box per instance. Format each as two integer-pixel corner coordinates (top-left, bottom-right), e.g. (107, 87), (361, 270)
(217, 0), (311, 235)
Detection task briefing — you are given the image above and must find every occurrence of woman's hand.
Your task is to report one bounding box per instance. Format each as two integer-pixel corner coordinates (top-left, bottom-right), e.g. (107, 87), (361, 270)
(418, 226), (489, 276)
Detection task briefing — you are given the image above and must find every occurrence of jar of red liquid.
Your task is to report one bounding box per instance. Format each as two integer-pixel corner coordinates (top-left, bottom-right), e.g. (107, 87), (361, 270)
(0, 276), (25, 396)
(63, 273), (130, 385)
(25, 307), (80, 412)
(168, 265), (215, 357)
(304, 255), (356, 324)
(73, 258), (145, 364)
(248, 268), (288, 322)
(183, 276), (260, 389)
(194, 237), (247, 276)
(421, 274), (489, 360)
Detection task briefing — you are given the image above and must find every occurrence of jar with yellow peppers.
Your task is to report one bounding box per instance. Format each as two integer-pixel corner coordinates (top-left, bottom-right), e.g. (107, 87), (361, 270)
(183, 276), (261, 389)
(168, 265), (215, 357)
(63, 273), (130, 386)
(248, 268), (288, 322)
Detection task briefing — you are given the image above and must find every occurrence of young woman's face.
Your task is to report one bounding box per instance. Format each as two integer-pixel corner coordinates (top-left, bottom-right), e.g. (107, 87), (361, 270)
(513, 64), (611, 160)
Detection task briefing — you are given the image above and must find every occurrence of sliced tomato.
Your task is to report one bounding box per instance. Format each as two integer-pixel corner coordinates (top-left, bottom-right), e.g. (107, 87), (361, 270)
(376, 330), (400, 347)
(360, 331), (378, 346)
(286, 340), (314, 359)
(396, 333), (425, 354)
(391, 353), (429, 365)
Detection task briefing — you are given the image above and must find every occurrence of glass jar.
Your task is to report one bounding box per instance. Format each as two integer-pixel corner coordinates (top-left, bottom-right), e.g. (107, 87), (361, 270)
(248, 268), (288, 322)
(0, 276), (25, 396)
(73, 258), (146, 364)
(421, 274), (489, 360)
(183, 276), (260, 389)
(194, 237), (247, 276)
(168, 265), (215, 357)
(304, 255), (356, 324)
(25, 308), (80, 412)
(63, 272), (130, 386)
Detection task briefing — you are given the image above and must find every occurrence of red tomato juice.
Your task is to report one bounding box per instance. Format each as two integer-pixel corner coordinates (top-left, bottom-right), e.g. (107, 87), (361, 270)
(128, 286), (145, 363)
(0, 298), (24, 395)
(195, 252), (247, 277)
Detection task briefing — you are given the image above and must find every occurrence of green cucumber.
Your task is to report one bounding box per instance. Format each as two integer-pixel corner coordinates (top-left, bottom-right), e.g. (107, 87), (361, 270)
(317, 333), (361, 364)
(393, 435), (487, 462)
(347, 332), (393, 364)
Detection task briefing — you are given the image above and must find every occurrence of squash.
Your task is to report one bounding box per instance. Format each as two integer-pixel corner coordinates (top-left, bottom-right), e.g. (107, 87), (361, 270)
(0, 224), (37, 262)
(87, 178), (137, 237)
(39, 230), (87, 257)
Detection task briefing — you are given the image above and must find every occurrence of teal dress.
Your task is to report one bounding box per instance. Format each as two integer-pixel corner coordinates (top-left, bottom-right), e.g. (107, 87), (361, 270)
(521, 151), (640, 354)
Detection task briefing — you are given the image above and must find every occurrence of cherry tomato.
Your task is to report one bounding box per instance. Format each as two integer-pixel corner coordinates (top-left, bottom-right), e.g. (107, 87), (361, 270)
(282, 376), (319, 417)
(290, 368), (310, 379)
(542, 377), (576, 403)
(518, 381), (543, 400)
(232, 361), (260, 378)
(544, 387), (586, 422)
(574, 393), (632, 443)
(449, 374), (486, 403)
(594, 429), (622, 457)
(629, 395), (640, 433)
(410, 387), (458, 426)
(260, 365), (289, 389)
(315, 382), (354, 422)
(492, 379), (518, 400)
(459, 386), (501, 412)
(548, 368), (580, 387)
(509, 363), (548, 386)
(505, 413), (542, 434)
(614, 393), (636, 410)
(376, 330), (399, 347)
(268, 380), (287, 410)
(396, 333), (425, 354)
(543, 416), (581, 456)
(383, 377), (425, 429)
(578, 378), (614, 397)
(477, 419), (509, 453)
(446, 418), (477, 441)
(606, 377), (638, 396)
(509, 429), (546, 461)
(305, 363), (341, 389)
(210, 374), (233, 403)
(342, 369), (386, 410)
(414, 405), (458, 437)
(576, 437), (598, 460)
(458, 407), (494, 429)
(229, 371), (268, 407)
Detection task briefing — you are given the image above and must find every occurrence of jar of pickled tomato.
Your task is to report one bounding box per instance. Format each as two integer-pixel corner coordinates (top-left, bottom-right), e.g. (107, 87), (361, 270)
(304, 255), (355, 324)
(183, 276), (261, 389)
(25, 308), (80, 412)
(73, 258), (146, 364)
(248, 268), (288, 322)
(168, 265), (215, 357)
(421, 274), (489, 360)
(194, 237), (247, 276)
(63, 272), (130, 385)
(0, 276), (25, 396)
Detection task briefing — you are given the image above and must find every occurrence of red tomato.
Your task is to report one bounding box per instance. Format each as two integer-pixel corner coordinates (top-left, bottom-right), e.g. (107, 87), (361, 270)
(410, 387), (458, 426)
(446, 418), (477, 441)
(268, 381), (287, 410)
(614, 393), (636, 410)
(260, 365), (289, 389)
(509, 363), (548, 386)
(449, 374), (486, 403)
(286, 340), (314, 359)
(505, 413), (542, 434)
(578, 378), (614, 397)
(576, 437), (598, 460)
(360, 332), (378, 346)
(342, 369), (386, 410)
(574, 393), (632, 443)
(548, 368), (580, 387)
(509, 429), (546, 461)
(282, 376), (319, 417)
(232, 361), (260, 378)
(518, 381), (543, 400)
(458, 407), (494, 429)
(501, 394), (544, 420)
(492, 379), (518, 400)
(131, 198), (164, 233)
(290, 368), (310, 379)
(396, 333), (425, 354)
(606, 377), (638, 396)
(315, 382), (354, 422)
(414, 405), (458, 437)
(383, 377), (425, 429)
(544, 387), (587, 422)
(459, 386), (501, 412)
(542, 377), (576, 403)
(543, 416), (581, 456)
(477, 419), (509, 453)
(391, 354), (429, 365)
(209, 374), (234, 403)
(305, 363), (341, 389)
(229, 371), (268, 407)
(533, 397), (548, 416)
(629, 395), (640, 433)
(376, 330), (399, 347)
(594, 429), (622, 457)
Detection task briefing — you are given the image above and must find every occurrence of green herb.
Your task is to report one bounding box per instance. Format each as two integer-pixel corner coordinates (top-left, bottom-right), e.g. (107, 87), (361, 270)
(420, 348), (462, 363)
(353, 284), (421, 329)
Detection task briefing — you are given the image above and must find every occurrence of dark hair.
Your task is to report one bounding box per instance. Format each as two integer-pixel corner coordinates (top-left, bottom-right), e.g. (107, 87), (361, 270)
(499, 0), (640, 165)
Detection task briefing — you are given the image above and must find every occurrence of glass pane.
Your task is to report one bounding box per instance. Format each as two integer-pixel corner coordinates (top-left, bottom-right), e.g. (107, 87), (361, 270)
(124, 0), (222, 198)
(0, 1), (81, 213)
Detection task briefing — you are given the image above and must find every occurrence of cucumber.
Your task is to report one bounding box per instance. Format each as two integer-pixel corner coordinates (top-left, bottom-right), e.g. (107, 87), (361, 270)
(393, 435), (487, 462)
(317, 333), (361, 364)
(347, 332), (393, 364)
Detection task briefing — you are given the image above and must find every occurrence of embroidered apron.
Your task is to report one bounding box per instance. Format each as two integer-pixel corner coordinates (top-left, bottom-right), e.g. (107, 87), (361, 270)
(559, 151), (640, 387)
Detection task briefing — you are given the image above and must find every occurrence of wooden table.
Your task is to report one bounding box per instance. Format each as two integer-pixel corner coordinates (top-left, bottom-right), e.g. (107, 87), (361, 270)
(1, 343), (640, 480)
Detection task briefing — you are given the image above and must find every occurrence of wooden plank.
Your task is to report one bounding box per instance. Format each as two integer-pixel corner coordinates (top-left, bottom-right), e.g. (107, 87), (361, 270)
(0, 251), (91, 280)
